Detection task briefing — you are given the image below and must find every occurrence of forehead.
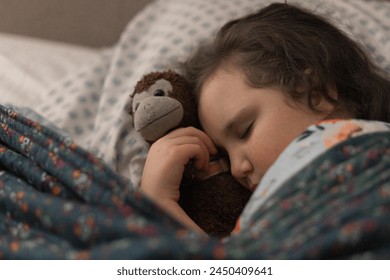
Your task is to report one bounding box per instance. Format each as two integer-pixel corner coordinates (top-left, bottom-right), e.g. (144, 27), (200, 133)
(200, 67), (246, 103)
(198, 68), (247, 139)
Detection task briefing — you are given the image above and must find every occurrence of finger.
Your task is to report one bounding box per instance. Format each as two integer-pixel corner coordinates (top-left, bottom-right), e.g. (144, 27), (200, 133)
(152, 136), (209, 170)
(174, 143), (209, 170)
(166, 136), (210, 170)
(164, 127), (217, 155)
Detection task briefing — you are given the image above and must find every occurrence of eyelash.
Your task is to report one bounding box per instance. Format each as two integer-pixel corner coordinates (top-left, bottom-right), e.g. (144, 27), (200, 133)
(239, 123), (253, 140)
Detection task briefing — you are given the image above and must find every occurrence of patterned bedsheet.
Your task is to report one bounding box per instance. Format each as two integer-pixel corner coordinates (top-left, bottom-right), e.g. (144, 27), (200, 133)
(1, 105), (390, 259)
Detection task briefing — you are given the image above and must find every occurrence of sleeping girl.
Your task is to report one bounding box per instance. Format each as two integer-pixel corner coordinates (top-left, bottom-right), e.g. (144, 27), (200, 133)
(140, 3), (390, 235)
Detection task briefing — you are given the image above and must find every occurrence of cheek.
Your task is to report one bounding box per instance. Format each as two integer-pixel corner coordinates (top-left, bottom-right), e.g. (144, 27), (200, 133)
(250, 129), (290, 172)
(251, 143), (278, 172)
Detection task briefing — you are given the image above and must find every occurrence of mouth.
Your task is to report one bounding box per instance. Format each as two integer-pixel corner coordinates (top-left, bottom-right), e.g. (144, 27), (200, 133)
(249, 183), (258, 191)
(246, 177), (259, 192)
(133, 96), (184, 141)
(137, 105), (181, 130)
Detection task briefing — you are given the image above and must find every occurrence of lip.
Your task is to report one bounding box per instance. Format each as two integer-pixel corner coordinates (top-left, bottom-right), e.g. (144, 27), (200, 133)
(250, 183), (258, 191)
(246, 179), (258, 191)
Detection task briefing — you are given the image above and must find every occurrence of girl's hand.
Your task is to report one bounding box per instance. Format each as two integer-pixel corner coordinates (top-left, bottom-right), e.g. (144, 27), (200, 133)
(141, 127), (217, 202)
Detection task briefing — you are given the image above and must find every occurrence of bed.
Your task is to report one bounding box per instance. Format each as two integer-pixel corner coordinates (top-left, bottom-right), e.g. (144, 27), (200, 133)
(0, 0), (389, 259)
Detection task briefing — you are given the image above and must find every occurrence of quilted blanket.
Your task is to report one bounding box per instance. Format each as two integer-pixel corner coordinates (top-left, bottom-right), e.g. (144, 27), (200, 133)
(2, 0), (388, 192)
(1, 105), (390, 259)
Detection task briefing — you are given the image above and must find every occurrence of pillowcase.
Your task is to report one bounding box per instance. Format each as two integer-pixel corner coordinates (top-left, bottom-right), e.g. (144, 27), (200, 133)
(29, 0), (389, 189)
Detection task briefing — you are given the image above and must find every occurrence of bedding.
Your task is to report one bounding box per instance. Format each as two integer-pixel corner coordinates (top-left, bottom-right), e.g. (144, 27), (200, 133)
(1, 106), (390, 259)
(1, 0), (389, 189)
(236, 119), (390, 234)
(0, 33), (103, 110)
(0, 0), (390, 259)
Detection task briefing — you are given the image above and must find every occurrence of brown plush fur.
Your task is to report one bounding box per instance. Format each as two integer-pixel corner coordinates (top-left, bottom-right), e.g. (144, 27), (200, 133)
(132, 71), (198, 129)
(131, 70), (252, 238)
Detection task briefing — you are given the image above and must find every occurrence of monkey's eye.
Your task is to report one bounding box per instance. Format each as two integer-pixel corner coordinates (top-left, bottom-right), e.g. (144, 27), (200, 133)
(153, 89), (166, 96)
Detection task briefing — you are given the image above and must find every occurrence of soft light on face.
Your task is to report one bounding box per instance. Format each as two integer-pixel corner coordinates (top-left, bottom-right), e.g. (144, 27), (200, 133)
(198, 67), (333, 191)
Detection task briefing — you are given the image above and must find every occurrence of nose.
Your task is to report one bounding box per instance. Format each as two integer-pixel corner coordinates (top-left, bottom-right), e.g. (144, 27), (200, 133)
(229, 150), (252, 181)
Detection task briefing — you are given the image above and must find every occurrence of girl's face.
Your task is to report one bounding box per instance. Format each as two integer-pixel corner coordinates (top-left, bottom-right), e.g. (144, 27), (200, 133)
(198, 67), (332, 191)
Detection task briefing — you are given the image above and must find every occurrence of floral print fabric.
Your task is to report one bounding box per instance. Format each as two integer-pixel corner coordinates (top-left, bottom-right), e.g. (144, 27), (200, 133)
(238, 119), (390, 232)
(0, 105), (218, 259)
(1, 106), (390, 259)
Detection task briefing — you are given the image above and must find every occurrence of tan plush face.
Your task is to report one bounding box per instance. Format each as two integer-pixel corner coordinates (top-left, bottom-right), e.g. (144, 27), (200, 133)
(132, 79), (173, 114)
(131, 71), (198, 142)
(132, 78), (184, 141)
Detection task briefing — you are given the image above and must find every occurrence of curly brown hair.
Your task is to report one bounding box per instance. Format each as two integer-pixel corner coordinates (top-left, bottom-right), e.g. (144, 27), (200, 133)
(183, 3), (390, 122)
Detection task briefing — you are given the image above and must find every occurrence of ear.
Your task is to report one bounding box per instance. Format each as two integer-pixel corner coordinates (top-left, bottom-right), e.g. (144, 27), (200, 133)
(311, 89), (336, 114)
(303, 68), (337, 115)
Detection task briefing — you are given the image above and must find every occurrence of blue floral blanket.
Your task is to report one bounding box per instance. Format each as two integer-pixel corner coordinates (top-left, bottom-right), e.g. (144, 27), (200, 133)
(1, 105), (390, 259)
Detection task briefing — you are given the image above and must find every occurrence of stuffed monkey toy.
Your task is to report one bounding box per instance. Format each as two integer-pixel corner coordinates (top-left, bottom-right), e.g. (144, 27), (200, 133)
(129, 70), (252, 238)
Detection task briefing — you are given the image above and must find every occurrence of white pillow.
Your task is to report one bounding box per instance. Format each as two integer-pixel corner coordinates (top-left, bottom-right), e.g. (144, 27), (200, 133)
(103, 0), (390, 186)
(27, 0), (389, 189)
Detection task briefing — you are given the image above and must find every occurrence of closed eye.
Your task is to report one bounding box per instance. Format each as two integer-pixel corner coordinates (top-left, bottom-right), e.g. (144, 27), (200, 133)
(239, 122), (253, 140)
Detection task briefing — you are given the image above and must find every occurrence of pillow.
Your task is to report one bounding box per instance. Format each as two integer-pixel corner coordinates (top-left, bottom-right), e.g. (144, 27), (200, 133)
(28, 0), (390, 189)
(116, 0), (389, 186)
